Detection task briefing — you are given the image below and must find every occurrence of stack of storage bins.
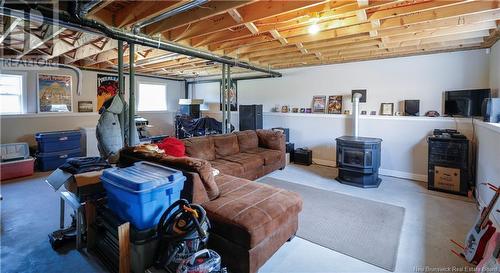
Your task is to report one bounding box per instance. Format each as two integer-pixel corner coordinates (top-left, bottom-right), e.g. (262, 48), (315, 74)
(96, 161), (185, 272)
(36, 130), (82, 171)
(0, 143), (35, 181)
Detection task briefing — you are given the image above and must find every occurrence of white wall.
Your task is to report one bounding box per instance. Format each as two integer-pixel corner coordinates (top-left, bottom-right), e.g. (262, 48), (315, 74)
(475, 41), (500, 225)
(0, 67), (184, 146)
(474, 121), (500, 225)
(193, 49), (490, 114)
(192, 49), (490, 179)
(490, 41), (500, 94)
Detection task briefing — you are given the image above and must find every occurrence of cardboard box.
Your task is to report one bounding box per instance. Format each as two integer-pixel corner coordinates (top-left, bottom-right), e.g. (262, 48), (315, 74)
(433, 166), (460, 192)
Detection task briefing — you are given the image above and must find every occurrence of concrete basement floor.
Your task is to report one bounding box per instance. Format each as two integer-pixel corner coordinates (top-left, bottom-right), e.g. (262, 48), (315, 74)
(1, 164), (478, 273)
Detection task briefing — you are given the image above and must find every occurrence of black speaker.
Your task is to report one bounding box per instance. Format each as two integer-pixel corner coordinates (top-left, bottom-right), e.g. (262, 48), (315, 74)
(404, 100), (420, 116)
(179, 104), (200, 118)
(482, 98), (500, 123)
(239, 104), (263, 131)
(294, 148), (312, 166)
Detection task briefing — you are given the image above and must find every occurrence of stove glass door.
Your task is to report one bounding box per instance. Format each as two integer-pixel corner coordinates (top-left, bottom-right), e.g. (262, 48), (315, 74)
(342, 147), (373, 168)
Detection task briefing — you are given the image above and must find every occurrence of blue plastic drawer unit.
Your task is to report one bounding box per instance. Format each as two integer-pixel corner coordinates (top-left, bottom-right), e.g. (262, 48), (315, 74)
(37, 148), (82, 172)
(101, 161), (186, 230)
(36, 130), (82, 153)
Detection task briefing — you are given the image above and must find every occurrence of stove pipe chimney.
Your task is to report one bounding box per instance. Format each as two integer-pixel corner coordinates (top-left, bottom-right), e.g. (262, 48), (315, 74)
(352, 93), (362, 137)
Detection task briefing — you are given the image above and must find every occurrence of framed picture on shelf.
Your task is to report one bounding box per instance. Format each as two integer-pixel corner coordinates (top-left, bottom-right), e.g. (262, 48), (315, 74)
(312, 95), (326, 113)
(370, 111), (377, 115)
(78, 101), (93, 112)
(37, 74), (73, 113)
(351, 89), (367, 103)
(281, 105), (289, 113)
(361, 110), (367, 115)
(380, 103), (394, 116)
(327, 95), (343, 114)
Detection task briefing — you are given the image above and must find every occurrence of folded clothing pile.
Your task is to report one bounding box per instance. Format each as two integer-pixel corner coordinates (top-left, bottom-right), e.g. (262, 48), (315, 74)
(59, 157), (111, 174)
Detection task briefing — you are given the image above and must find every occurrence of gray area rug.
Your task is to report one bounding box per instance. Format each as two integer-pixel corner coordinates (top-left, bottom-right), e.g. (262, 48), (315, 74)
(261, 177), (405, 271)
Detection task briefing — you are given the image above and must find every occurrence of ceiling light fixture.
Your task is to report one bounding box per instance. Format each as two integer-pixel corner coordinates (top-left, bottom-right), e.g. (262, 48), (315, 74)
(308, 23), (320, 34)
(308, 12), (321, 35)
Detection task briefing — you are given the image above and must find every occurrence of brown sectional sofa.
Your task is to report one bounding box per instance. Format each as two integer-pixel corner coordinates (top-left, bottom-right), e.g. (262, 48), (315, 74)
(119, 130), (302, 273)
(182, 130), (286, 180)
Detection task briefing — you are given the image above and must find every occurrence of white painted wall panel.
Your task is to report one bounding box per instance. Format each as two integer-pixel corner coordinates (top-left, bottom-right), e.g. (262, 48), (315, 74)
(195, 50), (490, 180)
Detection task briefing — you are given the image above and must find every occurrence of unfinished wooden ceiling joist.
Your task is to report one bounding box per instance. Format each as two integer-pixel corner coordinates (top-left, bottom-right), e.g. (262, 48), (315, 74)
(1, 0), (499, 78)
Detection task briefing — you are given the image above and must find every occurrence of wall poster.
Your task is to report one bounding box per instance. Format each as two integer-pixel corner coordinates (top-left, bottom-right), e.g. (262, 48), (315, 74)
(37, 74), (73, 113)
(97, 74), (119, 111)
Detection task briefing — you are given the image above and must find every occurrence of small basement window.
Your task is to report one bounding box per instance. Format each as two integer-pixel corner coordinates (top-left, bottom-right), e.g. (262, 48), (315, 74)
(0, 73), (25, 114)
(137, 82), (167, 112)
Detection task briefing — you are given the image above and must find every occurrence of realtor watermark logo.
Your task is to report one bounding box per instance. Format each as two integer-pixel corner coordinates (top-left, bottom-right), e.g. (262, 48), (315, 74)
(414, 265), (499, 272)
(1, 2), (61, 70)
(0, 58), (62, 70)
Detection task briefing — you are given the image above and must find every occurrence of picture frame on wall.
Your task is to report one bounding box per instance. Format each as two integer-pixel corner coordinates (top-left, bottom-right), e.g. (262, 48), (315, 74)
(327, 95), (343, 114)
(78, 101), (93, 112)
(380, 103), (394, 116)
(351, 89), (367, 103)
(219, 80), (238, 111)
(312, 95), (326, 113)
(37, 74), (73, 113)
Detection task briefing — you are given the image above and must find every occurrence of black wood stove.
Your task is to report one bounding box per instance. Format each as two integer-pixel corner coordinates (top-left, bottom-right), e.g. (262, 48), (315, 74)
(335, 92), (383, 188)
(335, 136), (382, 188)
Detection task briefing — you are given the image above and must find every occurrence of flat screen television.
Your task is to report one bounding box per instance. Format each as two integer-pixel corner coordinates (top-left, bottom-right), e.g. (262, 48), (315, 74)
(444, 89), (491, 117)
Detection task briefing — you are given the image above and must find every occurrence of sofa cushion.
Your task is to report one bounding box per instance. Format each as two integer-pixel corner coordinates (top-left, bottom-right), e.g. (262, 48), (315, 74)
(244, 148), (283, 166)
(256, 129), (285, 152)
(220, 153), (264, 172)
(212, 134), (240, 158)
(183, 136), (216, 161)
(234, 130), (259, 152)
(202, 174), (302, 248)
(209, 159), (245, 178)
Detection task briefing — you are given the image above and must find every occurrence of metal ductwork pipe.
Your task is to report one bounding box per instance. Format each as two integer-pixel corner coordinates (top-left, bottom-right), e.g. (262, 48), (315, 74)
(352, 93), (362, 137)
(79, 0), (102, 16)
(0, 5), (282, 77)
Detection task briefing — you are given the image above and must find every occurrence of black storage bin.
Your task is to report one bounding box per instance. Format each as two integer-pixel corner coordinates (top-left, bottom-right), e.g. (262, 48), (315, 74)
(294, 148), (312, 165)
(89, 206), (159, 273)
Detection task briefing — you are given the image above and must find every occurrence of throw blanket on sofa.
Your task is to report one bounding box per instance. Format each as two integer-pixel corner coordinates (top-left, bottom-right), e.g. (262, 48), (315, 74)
(119, 146), (220, 200)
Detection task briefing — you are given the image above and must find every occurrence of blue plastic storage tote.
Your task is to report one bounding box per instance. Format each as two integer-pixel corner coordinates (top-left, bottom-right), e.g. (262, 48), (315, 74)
(101, 161), (186, 230)
(37, 148), (82, 171)
(36, 130), (81, 153)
